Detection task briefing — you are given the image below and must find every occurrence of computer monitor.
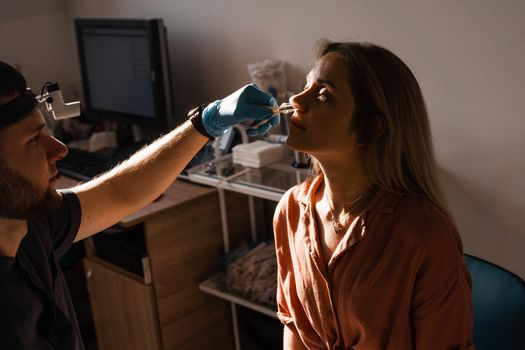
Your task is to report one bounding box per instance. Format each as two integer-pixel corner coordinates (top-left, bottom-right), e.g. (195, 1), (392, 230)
(74, 18), (175, 133)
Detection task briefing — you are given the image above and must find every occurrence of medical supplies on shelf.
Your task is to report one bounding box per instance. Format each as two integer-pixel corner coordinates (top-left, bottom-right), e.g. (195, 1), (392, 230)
(232, 140), (289, 168)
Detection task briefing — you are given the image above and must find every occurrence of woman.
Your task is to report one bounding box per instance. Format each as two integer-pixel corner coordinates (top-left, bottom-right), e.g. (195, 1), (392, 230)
(273, 41), (474, 349)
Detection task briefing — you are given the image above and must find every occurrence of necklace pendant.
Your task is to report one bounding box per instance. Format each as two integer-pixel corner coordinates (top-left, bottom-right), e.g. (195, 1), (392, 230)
(332, 220), (344, 234)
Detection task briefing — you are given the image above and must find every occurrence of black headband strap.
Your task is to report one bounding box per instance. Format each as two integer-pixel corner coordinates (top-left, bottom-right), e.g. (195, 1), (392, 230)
(0, 90), (38, 129)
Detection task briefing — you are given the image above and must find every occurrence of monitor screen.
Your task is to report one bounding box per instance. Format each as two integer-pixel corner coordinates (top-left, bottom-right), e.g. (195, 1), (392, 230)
(75, 18), (174, 131)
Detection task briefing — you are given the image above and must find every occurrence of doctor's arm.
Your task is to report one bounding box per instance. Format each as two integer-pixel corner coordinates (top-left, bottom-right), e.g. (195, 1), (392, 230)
(72, 120), (206, 242)
(71, 84), (278, 242)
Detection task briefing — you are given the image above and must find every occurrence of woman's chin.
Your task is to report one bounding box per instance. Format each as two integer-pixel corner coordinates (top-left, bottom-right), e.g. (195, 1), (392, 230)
(285, 137), (301, 152)
(286, 136), (313, 153)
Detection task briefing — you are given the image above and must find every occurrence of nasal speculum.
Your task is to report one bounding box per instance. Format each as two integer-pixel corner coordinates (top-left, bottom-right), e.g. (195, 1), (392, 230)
(270, 102), (295, 115)
(241, 103), (295, 128)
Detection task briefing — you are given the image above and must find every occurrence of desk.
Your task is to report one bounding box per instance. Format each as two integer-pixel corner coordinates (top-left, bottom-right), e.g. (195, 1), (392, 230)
(58, 177), (238, 350)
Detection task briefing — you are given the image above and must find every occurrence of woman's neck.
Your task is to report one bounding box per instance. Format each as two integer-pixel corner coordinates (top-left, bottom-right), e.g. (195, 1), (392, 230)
(318, 158), (372, 214)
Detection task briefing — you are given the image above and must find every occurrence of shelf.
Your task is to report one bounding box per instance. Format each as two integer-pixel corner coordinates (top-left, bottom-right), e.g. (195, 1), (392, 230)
(187, 154), (310, 202)
(199, 273), (278, 319)
(189, 146), (298, 349)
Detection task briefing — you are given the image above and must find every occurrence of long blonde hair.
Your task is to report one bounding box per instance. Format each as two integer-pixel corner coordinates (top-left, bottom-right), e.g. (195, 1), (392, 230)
(313, 41), (447, 213)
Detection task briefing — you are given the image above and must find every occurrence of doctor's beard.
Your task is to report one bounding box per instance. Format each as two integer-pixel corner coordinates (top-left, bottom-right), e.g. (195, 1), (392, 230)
(0, 161), (62, 220)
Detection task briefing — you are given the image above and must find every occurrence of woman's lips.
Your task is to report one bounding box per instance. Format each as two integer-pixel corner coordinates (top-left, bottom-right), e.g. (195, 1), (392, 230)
(290, 116), (307, 130)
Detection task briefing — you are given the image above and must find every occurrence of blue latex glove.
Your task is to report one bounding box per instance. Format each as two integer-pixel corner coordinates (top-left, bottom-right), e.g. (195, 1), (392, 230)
(201, 84), (279, 137)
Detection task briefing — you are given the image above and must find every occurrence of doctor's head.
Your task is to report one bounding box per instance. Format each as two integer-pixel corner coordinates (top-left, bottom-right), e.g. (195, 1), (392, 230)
(0, 61), (66, 219)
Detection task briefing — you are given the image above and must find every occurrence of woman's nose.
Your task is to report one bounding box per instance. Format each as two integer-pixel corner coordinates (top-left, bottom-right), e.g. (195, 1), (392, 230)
(290, 90), (307, 112)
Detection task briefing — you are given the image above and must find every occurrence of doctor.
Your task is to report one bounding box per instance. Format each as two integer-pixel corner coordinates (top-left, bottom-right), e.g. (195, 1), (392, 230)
(0, 60), (278, 349)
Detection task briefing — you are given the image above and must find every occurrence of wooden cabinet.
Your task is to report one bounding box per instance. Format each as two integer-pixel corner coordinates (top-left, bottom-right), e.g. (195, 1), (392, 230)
(84, 258), (162, 350)
(72, 180), (238, 350)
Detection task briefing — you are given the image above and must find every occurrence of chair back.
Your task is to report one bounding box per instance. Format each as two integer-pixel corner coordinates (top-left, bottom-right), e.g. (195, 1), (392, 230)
(464, 254), (525, 350)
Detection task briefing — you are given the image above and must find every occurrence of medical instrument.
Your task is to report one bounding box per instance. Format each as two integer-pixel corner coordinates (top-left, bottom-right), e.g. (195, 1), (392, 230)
(270, 102), (295, 115)
(0, 82), (81, 130)
(241, 102), (295, 129)
(37, 82), (81, 120)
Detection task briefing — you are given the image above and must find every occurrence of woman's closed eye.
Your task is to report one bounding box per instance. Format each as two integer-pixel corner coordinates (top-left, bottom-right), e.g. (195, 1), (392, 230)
(317, 87), (329, 102)
(301, 83), (330, 102)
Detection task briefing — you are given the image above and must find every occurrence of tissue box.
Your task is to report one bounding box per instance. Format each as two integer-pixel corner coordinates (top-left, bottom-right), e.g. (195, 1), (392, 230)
(232, 140), (288, 168)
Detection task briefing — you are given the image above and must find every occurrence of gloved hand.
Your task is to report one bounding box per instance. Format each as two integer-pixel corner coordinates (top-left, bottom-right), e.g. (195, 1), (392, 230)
(201, 84), (279, 137)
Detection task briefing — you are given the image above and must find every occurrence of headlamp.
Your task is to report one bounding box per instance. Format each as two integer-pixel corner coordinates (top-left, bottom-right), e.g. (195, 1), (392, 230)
(0, 82), (80, 130)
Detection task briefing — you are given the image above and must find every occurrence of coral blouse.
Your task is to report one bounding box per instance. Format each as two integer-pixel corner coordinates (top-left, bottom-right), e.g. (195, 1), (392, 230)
(274, 175), (474, 349)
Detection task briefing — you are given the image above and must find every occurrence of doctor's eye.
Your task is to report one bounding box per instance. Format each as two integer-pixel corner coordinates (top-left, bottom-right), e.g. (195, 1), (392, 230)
(29, 134), (41, 145)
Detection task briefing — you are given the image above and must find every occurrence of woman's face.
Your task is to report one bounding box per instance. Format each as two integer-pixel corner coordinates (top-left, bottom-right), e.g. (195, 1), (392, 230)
(287, 52), (359, 160)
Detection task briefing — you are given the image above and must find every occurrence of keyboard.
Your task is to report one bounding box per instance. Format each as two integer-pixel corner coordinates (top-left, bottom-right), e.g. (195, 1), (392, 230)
(57, 142), (216, 182)
(57, 146), (138, 181)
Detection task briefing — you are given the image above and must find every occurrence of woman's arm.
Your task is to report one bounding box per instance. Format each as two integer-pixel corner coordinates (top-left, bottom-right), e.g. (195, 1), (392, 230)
(410, 219), (475, 349)
(284, 323), (308, 350)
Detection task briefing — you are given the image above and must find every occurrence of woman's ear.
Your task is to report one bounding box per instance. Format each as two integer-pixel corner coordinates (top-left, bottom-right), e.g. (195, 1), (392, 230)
(355, 133), (365, 147)
(355, 115), (385, 147)
(372, 115), (386, 141)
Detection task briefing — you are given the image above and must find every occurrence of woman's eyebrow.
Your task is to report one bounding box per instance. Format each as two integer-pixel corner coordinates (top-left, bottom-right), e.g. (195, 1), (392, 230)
(317, 78), (337, 90)
(306, 71), (337, 91)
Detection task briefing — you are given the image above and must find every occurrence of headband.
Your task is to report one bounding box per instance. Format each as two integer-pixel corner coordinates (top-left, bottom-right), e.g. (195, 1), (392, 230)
(0, 90), (38, 129)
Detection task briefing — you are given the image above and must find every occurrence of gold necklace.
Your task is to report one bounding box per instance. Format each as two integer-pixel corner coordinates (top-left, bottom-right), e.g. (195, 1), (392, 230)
(327, 194), (363, 235)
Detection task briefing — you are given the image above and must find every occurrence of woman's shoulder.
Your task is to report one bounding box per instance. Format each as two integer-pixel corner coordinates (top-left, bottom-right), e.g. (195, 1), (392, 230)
(397, 194), (453, 229)
(393, 194), (462, 255)
(274, 175), (320, 224)
(278, 176), (319, 207)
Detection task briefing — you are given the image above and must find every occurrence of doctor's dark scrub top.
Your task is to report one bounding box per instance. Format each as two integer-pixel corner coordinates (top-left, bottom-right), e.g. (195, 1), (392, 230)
(0, 191), (85, 350)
